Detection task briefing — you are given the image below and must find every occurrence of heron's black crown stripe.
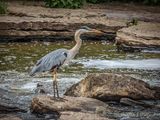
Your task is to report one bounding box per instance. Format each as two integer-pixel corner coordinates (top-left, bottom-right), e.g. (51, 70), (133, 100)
(80, 26), (91, 30)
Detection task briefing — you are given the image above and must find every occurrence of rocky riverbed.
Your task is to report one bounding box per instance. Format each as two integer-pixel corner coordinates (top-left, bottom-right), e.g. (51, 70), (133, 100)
(0, 1), (160, 120)
(0, 41), (160, 119)
(0, 1), (160, 51)
(31, 73), (160, 120)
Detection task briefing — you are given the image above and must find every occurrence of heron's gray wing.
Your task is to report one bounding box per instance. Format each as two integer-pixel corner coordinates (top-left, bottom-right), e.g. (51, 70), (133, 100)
(41, 49), (68, 71)
(30, 49), (68, 76)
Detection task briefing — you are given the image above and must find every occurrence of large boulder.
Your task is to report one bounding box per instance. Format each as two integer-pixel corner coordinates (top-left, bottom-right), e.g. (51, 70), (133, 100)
(30, 95), (111, 120)
(116, 22), (160, 50)
(65, 73), (160, 101)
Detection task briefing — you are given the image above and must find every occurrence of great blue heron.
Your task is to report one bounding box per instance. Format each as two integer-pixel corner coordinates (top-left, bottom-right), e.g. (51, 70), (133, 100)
(30, 26), (103, 98)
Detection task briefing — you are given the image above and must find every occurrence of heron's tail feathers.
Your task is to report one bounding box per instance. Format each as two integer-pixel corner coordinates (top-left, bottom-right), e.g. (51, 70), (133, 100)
(29, 66), (38, 76)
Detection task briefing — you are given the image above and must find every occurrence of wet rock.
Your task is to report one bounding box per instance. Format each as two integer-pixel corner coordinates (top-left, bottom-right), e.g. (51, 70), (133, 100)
(107, 102), (160, 120)
(0, 104), (25, 113)
(116, 22), (160, 51)
(34, 83), (46, 94)
(0, 114), (22, 120)
(65, 73), (160, 101)
(0, 88), (28, 113)
(30, 95), (109, 119)
(120, 98), (160, 109)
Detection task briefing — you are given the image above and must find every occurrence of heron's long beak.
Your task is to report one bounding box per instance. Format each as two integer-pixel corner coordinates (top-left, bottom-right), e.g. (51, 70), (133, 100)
(91, 29), (104, 34)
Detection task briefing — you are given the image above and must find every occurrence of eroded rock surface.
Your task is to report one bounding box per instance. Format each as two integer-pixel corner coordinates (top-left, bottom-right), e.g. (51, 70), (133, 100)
(116, 22), (160, 50)
(65, 73), (160, 101)
(0, 3), (122, 42)
(1, 1), (160, 42)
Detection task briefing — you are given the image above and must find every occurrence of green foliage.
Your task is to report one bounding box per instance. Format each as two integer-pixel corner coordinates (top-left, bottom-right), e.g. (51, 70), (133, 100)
(44, 0), (159, 8)
(44, 0), (86, 9)
(0, 1), (7, 14)
(87, 0), (108, 4)
(143, 0), (160, 5)
(87, 0), (160, 5)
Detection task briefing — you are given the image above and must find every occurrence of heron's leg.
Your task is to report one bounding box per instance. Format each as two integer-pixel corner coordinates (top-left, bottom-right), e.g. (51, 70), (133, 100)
(52, 72), (56, 97)
(55, 72), (59, 98)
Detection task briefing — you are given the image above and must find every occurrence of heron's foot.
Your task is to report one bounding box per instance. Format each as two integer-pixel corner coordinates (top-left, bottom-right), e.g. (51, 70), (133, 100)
(50, 96), (68, 102)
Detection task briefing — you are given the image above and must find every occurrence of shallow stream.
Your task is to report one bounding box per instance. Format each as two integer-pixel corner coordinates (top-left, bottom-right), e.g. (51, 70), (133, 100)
(0, 41), (160, 119)
(0, 41), (160, 93)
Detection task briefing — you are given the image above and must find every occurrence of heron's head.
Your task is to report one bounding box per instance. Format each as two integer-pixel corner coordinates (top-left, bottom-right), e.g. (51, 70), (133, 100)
(79, 26), (103, 34)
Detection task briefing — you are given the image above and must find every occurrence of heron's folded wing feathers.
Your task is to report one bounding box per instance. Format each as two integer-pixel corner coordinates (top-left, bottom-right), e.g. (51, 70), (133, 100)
(30, 49), (68, 76)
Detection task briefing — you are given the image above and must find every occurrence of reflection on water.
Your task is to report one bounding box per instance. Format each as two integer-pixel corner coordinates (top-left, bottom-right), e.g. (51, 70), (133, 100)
(0, 41), (160, 93)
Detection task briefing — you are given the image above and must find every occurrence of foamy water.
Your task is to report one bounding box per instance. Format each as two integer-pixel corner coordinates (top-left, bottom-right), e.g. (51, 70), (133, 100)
(78, 59), (160, 70)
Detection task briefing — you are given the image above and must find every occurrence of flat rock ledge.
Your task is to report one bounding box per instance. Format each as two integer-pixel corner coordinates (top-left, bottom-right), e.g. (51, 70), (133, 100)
(65, 73), (160, 101)
(0, 5), (123, 42)
(30, 95), (111, 120)
(116, 22), (160, 50)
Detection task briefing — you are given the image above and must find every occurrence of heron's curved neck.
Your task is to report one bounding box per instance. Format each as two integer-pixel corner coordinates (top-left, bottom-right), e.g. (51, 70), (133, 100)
(71, 30), (82, 52)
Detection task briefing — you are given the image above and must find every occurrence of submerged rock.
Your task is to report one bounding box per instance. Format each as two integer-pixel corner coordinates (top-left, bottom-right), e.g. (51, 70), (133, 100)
(0, 88), (28, 113)
(34, 83), (46, 94)
(65, 73), (160, 101)
(120, 98), (160, 109)
(116, 22), (160, 51)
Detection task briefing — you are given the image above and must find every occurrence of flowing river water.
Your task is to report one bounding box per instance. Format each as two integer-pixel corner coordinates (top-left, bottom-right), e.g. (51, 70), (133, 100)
(0, 41), (160, 119)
